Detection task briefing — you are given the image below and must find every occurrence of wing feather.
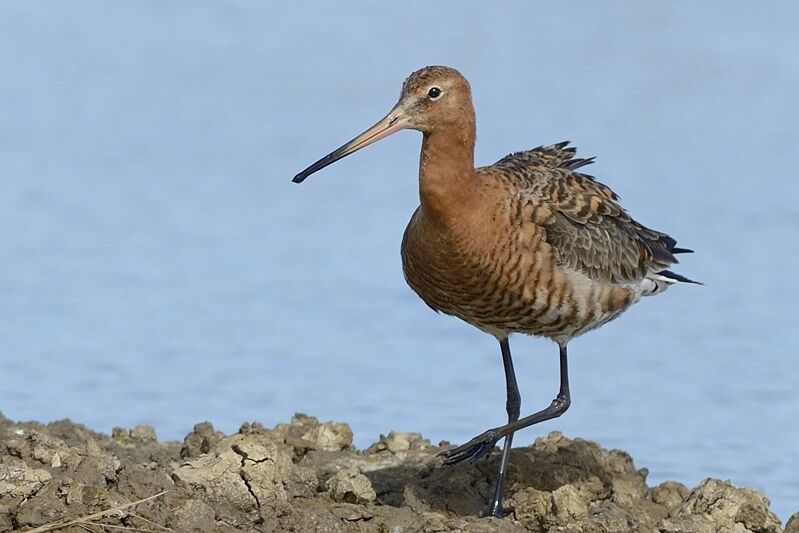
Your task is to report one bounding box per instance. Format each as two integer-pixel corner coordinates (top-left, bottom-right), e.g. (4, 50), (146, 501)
(490, 142), (686, 284)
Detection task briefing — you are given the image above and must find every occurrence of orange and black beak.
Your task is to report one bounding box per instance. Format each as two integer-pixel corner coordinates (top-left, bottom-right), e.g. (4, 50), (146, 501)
(293, 104), (410, 183)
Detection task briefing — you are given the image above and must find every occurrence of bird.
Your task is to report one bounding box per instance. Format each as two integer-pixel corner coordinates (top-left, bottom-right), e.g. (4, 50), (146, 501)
(292, 65), (697, 517)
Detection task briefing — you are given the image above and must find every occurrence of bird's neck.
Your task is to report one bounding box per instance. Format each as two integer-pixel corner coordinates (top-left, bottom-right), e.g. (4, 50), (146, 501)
(417, 120), (477, 224)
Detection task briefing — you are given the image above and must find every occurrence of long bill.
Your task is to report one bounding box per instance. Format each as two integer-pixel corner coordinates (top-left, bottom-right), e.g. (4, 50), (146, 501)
(292, 105), (410, 183)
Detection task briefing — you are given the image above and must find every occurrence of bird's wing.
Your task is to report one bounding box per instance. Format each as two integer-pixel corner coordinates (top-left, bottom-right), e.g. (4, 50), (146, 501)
(492, 142), (688, 284)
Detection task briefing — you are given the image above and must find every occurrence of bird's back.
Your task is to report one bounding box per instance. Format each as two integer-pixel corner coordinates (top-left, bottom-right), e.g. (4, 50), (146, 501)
(490, 141), (692, 285)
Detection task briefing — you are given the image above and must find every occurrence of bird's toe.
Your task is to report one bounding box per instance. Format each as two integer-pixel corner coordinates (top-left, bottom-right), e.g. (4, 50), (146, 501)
(439, 430), (501, 465)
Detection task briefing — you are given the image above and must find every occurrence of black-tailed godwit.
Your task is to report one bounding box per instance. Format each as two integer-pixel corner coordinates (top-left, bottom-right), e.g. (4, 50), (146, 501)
(293, 65), (697, 517)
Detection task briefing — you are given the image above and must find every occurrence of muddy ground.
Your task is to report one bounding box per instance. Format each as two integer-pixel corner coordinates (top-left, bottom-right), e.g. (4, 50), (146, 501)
(0, 412), (795, 532)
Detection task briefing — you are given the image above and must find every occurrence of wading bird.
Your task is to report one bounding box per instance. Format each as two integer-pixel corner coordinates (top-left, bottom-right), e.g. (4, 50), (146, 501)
(292, 66), (696, 517)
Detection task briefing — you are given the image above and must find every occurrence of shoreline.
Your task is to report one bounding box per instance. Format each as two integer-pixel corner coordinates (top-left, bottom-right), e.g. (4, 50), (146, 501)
(1, 412), (795, 532)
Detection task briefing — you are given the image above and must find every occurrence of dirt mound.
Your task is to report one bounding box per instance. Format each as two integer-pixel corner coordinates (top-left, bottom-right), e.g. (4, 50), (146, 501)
(0, 412), (793, 532)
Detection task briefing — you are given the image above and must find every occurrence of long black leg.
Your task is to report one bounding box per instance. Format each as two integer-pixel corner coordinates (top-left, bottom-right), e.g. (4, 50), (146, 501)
(487, 338), (521, 517)
(442, 343), (571, 469)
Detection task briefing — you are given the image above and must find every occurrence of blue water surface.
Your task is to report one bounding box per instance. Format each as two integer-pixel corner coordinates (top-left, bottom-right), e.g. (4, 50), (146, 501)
(1, 1), (797, 521)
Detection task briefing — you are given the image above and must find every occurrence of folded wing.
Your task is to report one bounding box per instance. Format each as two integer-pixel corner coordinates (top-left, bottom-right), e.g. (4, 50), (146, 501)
(492, 142), (695, 285)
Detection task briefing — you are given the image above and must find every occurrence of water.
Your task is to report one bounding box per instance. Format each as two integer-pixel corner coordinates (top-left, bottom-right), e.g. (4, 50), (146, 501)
(1, 1), (797, 521)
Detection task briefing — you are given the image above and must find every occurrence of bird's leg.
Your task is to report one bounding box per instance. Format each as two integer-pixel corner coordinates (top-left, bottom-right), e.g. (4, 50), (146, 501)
(486, 338), (520, 517)
(441, 343), (571, 468)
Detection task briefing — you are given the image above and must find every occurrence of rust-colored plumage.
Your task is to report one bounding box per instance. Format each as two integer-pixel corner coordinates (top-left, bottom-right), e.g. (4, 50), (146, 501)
(293, 65), (697, 517)
(402, 137), (694, 344)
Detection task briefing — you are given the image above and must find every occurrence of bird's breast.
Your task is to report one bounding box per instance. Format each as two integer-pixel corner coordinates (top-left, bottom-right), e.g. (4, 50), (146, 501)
(400, 202), (637, 341)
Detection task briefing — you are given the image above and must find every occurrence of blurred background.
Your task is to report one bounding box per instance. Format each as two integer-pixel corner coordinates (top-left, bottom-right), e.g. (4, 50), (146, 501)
(1, 1), (797, 520)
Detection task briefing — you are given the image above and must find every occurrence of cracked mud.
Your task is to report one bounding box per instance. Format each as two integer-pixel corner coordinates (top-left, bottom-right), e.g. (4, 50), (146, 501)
(1, 412), (796, 532)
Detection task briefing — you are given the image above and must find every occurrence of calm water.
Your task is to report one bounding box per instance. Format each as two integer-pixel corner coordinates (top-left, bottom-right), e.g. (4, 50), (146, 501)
(1, 1), (797, 520)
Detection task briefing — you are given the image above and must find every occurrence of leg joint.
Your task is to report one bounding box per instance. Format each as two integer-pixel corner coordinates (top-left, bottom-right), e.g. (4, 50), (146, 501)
(551, 394), (571, 417)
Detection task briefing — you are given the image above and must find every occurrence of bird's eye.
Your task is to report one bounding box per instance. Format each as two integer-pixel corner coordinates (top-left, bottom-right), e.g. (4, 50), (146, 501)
(427, 86), (442, 99)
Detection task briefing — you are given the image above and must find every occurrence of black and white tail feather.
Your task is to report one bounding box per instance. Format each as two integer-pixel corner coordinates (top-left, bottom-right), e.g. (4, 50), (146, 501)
(646, 255), (702, 296)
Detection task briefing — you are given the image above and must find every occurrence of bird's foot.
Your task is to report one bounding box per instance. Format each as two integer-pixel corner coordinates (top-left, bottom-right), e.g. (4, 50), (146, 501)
(487, 500), (514, 518)
(439, 429), (501, 465)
